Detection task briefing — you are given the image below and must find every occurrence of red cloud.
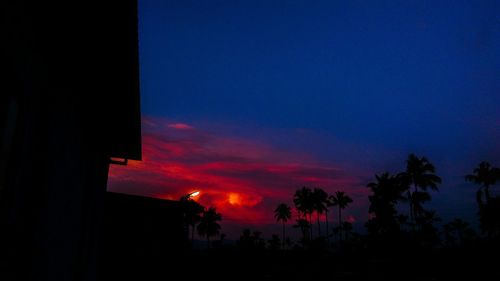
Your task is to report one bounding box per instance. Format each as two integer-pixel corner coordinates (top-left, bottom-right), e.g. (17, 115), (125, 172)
(108, 117), (369, 237)
(167, 123), (194, 130)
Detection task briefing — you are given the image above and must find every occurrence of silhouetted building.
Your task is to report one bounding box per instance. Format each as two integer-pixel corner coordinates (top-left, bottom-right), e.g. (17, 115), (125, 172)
(102, 192), (188, 279)
(103, 192), (188, 256)
(1, 1), (141, 280)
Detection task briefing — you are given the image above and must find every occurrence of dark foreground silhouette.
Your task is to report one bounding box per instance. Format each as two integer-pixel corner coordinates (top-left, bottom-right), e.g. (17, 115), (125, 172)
(2, 1), (499, 281)
(102, 184), (500, 281)
(103, 237), (500, 281)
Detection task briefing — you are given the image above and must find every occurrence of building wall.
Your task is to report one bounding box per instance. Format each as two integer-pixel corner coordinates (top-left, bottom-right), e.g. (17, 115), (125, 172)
(101, 192), (188, 280)
(0, 1), (141, 280)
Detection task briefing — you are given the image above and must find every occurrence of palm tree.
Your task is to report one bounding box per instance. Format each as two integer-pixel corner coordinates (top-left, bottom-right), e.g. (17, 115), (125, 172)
(329, 191), (353, 241)
(274, 203), (292, 249)
(366, 172), (406, 236)
(197, 207), (222, 248)
(466, 161), (500, 203)
(325, 197), (334, 239)
(268, 234), (281, 250)
(466, 162), (500, 237)
(181, 198), (204, 243)
(341, 221), (353, 241)
(293, 218), (310, 243)
(448, 219), (469, 245)
(312, 188), (328, 237)
(293, 187), (314, 239)
(400, 153), (441, 225)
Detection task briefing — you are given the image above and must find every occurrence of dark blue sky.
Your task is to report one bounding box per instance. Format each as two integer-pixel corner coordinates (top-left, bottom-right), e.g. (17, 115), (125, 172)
(125, 0), (500, 231)
(140, 0), (498, 151)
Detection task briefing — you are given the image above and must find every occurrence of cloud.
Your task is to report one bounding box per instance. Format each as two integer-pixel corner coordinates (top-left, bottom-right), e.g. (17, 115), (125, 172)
(167, 123), (194, 130)
(108, 117), (369, 237)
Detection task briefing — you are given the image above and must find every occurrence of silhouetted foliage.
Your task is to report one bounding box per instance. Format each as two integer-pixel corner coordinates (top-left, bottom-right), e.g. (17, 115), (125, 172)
(293, 187), (315, 239)
(312, 188), (329, 237)
(399, 153), (441, 228)
(341, 221), (353, 241)
(238, 229), (266, 250)
(466, 162), (500, 237)
(329, 191), (353, 241)
(274, 203), (292, 249)
(466, 161), (500, 203)
(366, 172), (405, 238)
(415, 210), (441, 247)
(268, 234), (281, 250)
(293, 219), (311, 245)
(180, 196), (204, 243)
(443, 219), (473, 247)
(197, 207), (222, 248)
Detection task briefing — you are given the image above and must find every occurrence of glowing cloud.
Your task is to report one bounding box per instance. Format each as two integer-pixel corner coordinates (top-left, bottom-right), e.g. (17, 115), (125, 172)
(108, 117), (369, 237)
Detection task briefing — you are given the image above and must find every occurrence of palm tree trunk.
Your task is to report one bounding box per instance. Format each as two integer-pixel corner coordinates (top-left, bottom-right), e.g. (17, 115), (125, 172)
(325, 210), (329, 241)
(412, 185), (418, 233)
(485, 185), (491, 202)
(317, 213), (321, 237)
(338, 207), (342, 241)
(408, 191), (413, 224)
(309, 213), (313, 240)
(282, 221), (285, 250)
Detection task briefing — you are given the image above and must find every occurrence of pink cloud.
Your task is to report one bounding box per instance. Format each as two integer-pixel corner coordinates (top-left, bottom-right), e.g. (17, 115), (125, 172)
(168, 123), (194, 130)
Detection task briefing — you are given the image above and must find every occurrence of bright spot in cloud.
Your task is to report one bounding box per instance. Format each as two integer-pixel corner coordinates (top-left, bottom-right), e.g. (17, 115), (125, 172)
(228, 193), (241, 205)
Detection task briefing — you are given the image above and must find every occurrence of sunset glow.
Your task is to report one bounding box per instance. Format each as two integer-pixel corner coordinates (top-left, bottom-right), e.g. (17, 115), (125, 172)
(228, 193), (241, 205)
(107, 118), (368, 236)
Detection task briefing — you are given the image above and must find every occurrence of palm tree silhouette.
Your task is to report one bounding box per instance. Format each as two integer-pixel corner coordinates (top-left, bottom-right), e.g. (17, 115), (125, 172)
(466, 162), (500, 237)
(341, 221), (353, 241)
(366, 172), (406, 236)
(445, 219), (470, 246)
(416, 210), (441, 246)
(293, 187), (314, 239)
(312, 188), (328, 237)
(181, 198), (204, 243)
(325, 196), (334, 240)
(274, 203), (292, 249)
(197, 207), (222, 248)
(466, 161), (500, 203)
(293, 218), (310, 243)
(329, 191), (353, 241)
(411, 191), (432, 220)
(268, 234), (281, 250)
(399, 153), (441, 226)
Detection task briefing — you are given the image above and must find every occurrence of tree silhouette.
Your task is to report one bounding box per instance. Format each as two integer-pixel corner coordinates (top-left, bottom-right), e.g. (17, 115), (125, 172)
(325, 196), (334, 240)
(329, 191), (353, 241)
(274, 203), (292, 249)
(341, 221), (353, 241)
(197, 207), (222, 248)
(466, 162), (500, 237)
(444, 219), (470, 246)
(466, 161), (500, 204)
(399, 153), (441, 226)
(312, 188), (328, 237)
(293, 187), (314, 239)
(238, 229), (266, 250)
(293, 218), (311, 244)
(415, 210), (441, 247)
(180, 197), (204, 243)
(366, 172), (406, 237)
(268, 234), (281, 250)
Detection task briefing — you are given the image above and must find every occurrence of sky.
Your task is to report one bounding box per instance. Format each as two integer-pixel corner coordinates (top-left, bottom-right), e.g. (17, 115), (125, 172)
(108, 0), (500, 239)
